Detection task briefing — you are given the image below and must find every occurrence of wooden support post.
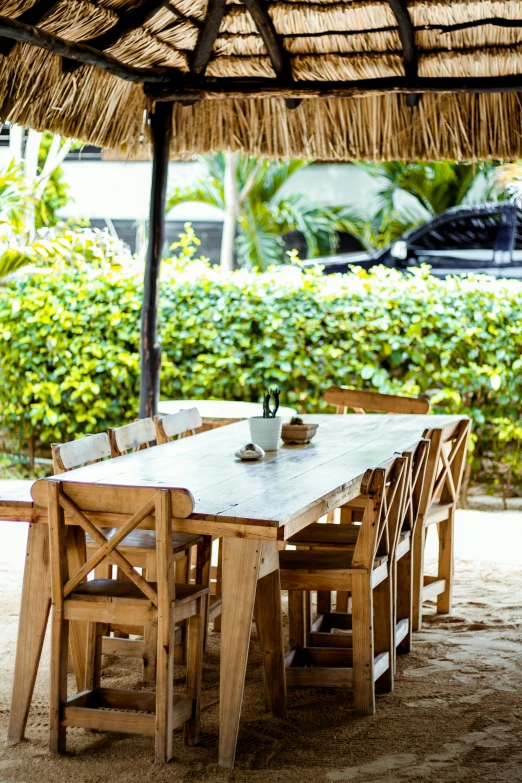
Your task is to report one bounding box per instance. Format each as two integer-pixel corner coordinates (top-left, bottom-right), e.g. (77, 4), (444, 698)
(140, 101), (173, 419)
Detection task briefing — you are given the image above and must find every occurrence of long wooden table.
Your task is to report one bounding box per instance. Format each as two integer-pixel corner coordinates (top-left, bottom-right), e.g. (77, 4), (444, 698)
(1, 413), (467, 767)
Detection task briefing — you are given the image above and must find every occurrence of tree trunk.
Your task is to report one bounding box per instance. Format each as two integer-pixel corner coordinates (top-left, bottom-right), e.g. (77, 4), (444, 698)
(220, 151), (239, 270)
(139, 102), (173, 419)
(34, 136), (72, 199)
(23, 129), (41, 241)
(9, 125), (23, 163)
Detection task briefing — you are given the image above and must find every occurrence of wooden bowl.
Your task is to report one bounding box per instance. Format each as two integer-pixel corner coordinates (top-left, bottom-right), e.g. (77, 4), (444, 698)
(281, 423), (319, 445)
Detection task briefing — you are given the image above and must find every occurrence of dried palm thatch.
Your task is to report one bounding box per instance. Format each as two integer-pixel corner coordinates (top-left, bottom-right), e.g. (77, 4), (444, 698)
(1, 0), (522, 160)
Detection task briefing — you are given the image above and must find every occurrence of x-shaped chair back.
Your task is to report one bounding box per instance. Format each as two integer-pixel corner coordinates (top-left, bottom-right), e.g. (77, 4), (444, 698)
(391, 439), (430, 558)
(420, 420), (471, 518)
(47, 480), (195, 606)
(352, 454), (407, 569)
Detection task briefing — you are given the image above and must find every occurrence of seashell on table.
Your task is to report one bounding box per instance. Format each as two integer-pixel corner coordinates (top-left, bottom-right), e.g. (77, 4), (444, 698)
(235, 443), (265, 461)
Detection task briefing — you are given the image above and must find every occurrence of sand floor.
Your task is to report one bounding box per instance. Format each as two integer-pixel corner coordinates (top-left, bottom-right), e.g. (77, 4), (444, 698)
(0, 511), (521, 782)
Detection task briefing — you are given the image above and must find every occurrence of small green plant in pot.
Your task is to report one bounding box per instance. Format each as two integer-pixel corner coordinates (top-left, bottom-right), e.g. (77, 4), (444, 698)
(249, 388), (283, 451)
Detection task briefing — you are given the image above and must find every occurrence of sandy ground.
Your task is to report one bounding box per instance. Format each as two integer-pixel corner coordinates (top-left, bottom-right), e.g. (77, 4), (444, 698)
(0, 511), (521, 783)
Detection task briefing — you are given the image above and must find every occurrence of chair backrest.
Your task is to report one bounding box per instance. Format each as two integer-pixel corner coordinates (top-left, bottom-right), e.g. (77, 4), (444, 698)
(108, 418), (157, 457)
(353, 453), (407, 569)
(46, 480), (194, 607)
(419, 419), (471, 518)
(389, 438), (430, 560)
(154, 407), (202, 445)
(324, 386), (430, 415)
(52, 433), (112, 475)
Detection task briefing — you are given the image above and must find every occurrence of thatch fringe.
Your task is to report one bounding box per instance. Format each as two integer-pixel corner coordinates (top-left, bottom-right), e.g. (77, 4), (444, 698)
(3, 0), (522, 161)
(168, 94), (522, 162)
(0, 47), (144, 153)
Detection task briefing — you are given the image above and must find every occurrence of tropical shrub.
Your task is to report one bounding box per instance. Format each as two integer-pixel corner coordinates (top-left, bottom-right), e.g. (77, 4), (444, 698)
(0, 224), (134, 280)
(167, 153), (362, 269)
(355, 160), (502, 248)
(0, 243), (521, 488)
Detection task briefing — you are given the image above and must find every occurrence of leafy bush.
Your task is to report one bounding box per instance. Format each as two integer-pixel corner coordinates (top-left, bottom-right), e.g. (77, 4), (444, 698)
(0, 224), (134, 279)
(0, 246), (521, 488)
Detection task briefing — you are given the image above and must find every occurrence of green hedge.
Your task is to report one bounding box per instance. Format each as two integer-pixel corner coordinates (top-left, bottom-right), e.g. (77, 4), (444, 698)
(1, 257), (521, 484)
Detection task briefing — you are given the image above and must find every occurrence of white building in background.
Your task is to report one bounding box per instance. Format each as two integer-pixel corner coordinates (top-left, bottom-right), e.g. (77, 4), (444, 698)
(0, 127), (377, 262)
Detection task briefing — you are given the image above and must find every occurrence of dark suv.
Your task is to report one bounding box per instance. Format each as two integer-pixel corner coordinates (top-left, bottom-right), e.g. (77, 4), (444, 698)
(305, 203), (522, 279)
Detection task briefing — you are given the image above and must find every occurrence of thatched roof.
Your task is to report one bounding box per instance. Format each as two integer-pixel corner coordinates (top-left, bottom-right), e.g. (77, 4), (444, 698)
(2, 1), (522, 160)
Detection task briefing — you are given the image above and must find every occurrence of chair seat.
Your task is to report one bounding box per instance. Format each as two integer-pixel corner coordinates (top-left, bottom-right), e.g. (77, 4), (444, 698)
(71, 579), (209, 603)
(289, 522), (360, 548)
(86, 528), (201, 554)
(279, 550), (386, 572)
(424, 500), (454, 526)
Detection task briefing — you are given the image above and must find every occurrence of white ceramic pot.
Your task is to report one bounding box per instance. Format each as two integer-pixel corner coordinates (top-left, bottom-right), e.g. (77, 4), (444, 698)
(248, 416), (283, 451)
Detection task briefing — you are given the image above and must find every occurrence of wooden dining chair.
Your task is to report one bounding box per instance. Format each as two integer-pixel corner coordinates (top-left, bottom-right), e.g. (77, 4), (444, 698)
(393, 439), (429, 661)
(154, 407), (224, 635)
(52, 432), (204, 684)
(324, 386), (430, 416)
(47, 479), (207, 762)
(51, 432), (112, 473)
(108, 417), (157, 457)
(279, 455), (407, 714)
(154, 407), (221, 636)
(316, 386), (429, 612)
(412, 418), (471, 629)
(108, 416), (201, 603)
(154, 407), (203, 444)
(289, 440), (429, 673)
(324, 390), (469, 627)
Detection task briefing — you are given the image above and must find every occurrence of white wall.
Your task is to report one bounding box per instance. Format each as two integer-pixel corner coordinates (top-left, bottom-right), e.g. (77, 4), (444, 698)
(0, 143), (379, 223)
(57, 160), (378, 222)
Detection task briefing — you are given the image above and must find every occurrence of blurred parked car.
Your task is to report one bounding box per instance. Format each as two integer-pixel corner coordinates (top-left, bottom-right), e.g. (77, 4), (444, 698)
(304, 203), (522, 279)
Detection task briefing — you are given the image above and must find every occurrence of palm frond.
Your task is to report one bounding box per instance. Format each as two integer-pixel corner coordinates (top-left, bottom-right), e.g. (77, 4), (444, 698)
(166, 180), (224, 213)
(237, 207), (283, 270)
(0, 246), (36, 279)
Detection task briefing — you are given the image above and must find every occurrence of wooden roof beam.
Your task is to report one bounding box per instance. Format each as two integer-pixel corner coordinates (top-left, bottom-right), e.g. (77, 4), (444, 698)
(387, 0), (418, 107)
(0, 14), (174, 84)
(217, 17), (522, 41)
(146, 74), (522, 101)
(64, 0), (172, 73)
(425, 18), (522, 33)
(241, 0), (300, 109)
(0, 0), (60, 56)
(190, 0), (227, 76)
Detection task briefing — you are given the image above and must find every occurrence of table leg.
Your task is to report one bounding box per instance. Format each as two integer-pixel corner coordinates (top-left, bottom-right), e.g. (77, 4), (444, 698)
(219, 537), (261, 769)
(65, 526), (87, 691)
(254, 567), (287, 719)
(8, 523), (51, 742)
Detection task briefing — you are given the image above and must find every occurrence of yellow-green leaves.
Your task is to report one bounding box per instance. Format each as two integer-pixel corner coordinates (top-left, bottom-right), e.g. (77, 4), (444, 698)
(0, 261), (521, 485)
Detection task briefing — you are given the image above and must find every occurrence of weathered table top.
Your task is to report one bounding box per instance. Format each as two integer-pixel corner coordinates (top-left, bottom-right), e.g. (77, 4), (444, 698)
(158, 399), (296, 420)
(25, 414), (466, 540)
